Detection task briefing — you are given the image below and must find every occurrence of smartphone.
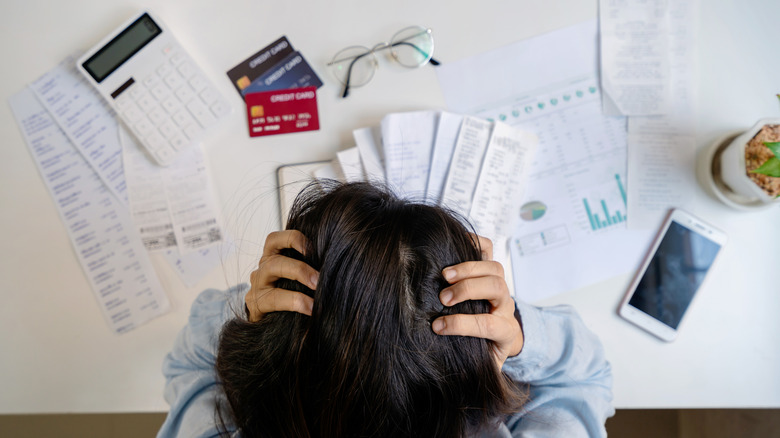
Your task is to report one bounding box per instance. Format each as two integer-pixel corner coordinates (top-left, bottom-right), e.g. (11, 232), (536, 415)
(618, 209), (727, 342)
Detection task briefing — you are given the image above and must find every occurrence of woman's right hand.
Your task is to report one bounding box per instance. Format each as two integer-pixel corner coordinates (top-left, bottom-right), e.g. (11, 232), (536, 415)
(246, 230), (319, 322)
(431, 235), (524, 368)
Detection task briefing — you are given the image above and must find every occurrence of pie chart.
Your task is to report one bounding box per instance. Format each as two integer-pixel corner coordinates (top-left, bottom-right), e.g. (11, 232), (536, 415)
(520, 201), (547, 221)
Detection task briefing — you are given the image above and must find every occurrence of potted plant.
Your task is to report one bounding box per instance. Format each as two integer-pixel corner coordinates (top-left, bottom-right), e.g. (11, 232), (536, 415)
(718, 96), (780, 206)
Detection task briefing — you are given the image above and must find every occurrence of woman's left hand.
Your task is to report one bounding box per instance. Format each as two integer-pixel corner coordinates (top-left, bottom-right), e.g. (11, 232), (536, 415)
(431, 236), (523, 368)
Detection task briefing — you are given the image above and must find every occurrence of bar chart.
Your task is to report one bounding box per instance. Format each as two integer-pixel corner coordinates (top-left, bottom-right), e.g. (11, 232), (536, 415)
(582, 174), (627, 231)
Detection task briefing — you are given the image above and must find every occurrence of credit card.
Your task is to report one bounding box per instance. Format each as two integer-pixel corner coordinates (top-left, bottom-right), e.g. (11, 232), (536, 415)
(246, 86), (319, 137)
(226, 36), (295, 98)
(240, 51), (323, 96)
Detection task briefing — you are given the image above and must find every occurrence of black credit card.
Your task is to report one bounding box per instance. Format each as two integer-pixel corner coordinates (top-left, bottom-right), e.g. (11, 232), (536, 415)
(226, 36), (295, 98)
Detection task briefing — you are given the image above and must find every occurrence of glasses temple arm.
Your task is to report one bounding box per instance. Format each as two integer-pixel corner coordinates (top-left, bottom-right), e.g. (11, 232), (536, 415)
(390, 41), (440, 66)
(341, 50), (375, 98)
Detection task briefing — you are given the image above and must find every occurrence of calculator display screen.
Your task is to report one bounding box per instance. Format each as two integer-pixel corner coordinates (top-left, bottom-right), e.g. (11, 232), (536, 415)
(83, 13), (162, 83)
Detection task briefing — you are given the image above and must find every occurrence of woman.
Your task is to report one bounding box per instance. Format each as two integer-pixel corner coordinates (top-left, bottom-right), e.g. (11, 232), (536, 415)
(157, 182), (614, 437)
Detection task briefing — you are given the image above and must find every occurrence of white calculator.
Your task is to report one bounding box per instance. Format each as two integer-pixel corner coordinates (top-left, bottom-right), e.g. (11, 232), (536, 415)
(77, 11), (231, 166)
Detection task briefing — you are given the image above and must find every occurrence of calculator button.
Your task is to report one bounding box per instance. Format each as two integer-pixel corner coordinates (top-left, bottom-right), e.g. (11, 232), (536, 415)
(150, 84), (169, 101)
(145, 132), (167, 151)
(175, 86), (194, 104)
(163, 73), (183, 90)
(210, 101), (230, 118)
(122, 104), (143, 123)
(156, 63), (173, 77)
(159, 120), (178, 139)
(199, 87), (218, 105)
(134, 119), (154, 137)
(155, 145), (177, 164)
(114, 94), (132, 110)
(187, 100), (216, 128)
(161, 96), (179, 114)
(129, 85), (145, 100)
(148, 106), (168, 126)
(177, 62), (196, 79)
(142, 75), (160, 89)
(172, 110), (195, 128)
(136, 94), (156, 112)
(189, 75), (207, 92)
(169, 133), (188, 151)
(170, 52), (187, 66)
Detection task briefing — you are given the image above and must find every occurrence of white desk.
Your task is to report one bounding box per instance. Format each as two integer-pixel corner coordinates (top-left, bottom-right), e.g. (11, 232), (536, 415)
(1, 0), (778, 414)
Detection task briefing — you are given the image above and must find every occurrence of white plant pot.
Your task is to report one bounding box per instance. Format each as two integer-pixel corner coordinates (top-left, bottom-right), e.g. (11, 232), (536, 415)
(719, 118), (780, 204)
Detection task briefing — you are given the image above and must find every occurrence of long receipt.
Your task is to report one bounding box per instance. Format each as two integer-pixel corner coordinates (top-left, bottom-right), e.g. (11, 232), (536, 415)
(442, 118), (538, 242)
(441, 116), (493, 215)
(469, 122), (537, 241)
(381, 111), (439, 199)
(9, 88), (170, 334)
(600, 0), (671, 116)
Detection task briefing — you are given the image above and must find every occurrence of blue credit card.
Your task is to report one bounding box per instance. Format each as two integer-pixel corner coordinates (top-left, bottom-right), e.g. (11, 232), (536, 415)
(241, 51), (323, 95)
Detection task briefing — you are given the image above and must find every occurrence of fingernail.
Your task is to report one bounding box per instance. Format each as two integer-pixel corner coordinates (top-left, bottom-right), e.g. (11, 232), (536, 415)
(440, 290), (453, 306)
(310, 273), (319, 288)
(443, 268), (456, 281)
(432, 319), (445, 333)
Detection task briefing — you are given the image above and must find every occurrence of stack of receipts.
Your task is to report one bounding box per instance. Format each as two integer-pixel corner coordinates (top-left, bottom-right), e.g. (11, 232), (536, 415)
(9, 56), (227, 333)
(285, 111), (538, 246)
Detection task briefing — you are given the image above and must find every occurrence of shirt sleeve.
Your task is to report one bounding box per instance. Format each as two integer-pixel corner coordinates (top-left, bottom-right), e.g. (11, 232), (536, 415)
(500, 301), (615, 438)
(156, 284), (249, 438)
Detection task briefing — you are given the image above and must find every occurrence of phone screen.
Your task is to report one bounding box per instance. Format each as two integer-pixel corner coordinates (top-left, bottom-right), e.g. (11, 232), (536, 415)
(628, 221), (722, 329)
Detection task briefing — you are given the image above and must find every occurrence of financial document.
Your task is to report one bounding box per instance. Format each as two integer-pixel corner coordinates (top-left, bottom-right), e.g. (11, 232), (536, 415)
(437, 20), (652, 302)
(599, 0), (672, 116)
(425, 112), (463, 203)
(30, 61), (128, 204)
(10, 56), (228, 327)
(381, 111), (439, 199)
(441, 116), (493, 215)
(10, 88), (170, 333)
(120, 128), (225, 254)
(353, 127), (385, 183)
(337, 147), (365, 182)
(626, 0), (698, 229)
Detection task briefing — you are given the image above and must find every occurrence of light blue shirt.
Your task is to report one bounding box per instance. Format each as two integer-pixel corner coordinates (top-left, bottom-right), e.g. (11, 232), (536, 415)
(157, 285), (614, 437)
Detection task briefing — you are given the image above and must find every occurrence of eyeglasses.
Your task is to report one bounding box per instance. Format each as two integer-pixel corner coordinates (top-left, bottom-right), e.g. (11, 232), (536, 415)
(327, 25), (440, 98)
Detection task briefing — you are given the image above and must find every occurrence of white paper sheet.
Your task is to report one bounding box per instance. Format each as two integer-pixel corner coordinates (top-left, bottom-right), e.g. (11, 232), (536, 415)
(353, 127), (385, 183)
(469, 123), (538, 242)
(599, 0), (672, 116)
(29, 56), (128, 204)
(121, 126), (177, 251)
(440, 116), (493, 216)
(161, 144), (225, 255)
(119, 127), (225, 255)
(313, 160), (344, 182)
(162, 239), (231, 288)
(437, 20), (652, 302)
(626, 0), (698, 229)
(337, 147), (366, 182)
(10, 88), (169, 333)
(381, 111), (439, 199)
(425, 112), (464, 203)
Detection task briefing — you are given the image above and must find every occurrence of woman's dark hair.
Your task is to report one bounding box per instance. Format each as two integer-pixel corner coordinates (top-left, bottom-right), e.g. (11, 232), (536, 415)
(216, 181), (527, 437)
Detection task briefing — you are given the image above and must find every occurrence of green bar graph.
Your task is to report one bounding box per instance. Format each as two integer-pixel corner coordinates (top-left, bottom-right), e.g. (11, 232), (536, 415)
(616, 173), (627, 206)
(582, 174), (628, 232)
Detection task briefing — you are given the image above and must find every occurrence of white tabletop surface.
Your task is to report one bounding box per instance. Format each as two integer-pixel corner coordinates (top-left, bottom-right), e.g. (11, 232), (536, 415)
(1, 0), (779, 414)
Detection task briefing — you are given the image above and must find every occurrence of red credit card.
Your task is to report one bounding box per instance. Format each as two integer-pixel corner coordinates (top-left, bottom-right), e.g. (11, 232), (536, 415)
(245, 86), (320, 137)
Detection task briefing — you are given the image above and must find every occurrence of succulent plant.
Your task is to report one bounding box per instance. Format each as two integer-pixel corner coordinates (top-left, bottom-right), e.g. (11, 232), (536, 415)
(749, 95), (780, 179)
